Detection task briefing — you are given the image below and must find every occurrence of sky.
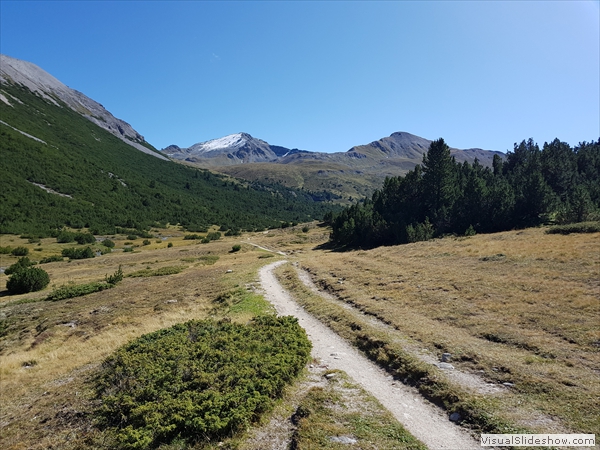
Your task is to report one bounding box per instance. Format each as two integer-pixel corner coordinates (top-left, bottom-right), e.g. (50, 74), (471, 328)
(1, 1), (598, 153)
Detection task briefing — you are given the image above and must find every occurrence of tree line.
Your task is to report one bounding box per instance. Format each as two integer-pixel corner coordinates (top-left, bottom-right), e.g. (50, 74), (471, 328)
(328, 137), (600, 248)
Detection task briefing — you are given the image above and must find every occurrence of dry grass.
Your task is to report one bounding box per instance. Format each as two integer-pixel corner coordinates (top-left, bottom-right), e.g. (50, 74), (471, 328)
(0, 230), (284, 449)
(253, 227), (599, 436)
(1, 224), (598, 448)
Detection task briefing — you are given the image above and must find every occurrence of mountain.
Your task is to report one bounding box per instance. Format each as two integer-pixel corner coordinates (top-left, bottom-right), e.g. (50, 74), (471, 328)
(164, 131), (504, 202)
(163, 132), (308, 166)
(0, 54), (166, 160)
(0, 54), (336, 236)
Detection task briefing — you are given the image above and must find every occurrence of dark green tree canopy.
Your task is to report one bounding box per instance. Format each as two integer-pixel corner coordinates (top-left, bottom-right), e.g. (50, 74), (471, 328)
(330, 137), (599, 248)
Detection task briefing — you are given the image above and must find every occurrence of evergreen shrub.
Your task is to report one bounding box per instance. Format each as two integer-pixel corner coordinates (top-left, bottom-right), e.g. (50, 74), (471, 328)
(46, 281), (111, 301)
(39, 255), (64, 264)
(74, 232), (96, 245)
(102, 239), (115, 248)
(5, 257), (35, 275)
(11, 246), (29, 256)
(62, 247), (95, 259)
(96, 316), (311, 449)
(6, 267), (50, 294)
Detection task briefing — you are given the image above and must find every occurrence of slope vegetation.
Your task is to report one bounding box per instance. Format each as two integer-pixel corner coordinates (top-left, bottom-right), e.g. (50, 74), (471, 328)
(0, 82), (336, 236)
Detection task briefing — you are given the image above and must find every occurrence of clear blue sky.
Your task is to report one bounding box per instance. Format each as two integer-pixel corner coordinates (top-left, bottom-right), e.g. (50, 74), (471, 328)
(1, 1), (598, 153)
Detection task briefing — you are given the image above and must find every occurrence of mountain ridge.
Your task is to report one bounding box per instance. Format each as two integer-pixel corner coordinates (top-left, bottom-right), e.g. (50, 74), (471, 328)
(162, 131), (505, 201)
(0, 54), (167, 160)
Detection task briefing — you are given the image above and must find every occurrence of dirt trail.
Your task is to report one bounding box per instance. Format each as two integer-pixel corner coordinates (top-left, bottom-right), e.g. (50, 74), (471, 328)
(259, 260), (480, 450)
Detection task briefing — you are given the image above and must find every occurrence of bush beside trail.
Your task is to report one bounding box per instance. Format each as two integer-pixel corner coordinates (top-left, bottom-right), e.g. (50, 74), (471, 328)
(95, 316), (311, 449)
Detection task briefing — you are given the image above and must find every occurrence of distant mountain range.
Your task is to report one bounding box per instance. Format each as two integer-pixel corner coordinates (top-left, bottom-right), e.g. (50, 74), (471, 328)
(163, 131), (502, 167)
(163, 132), (504, 201)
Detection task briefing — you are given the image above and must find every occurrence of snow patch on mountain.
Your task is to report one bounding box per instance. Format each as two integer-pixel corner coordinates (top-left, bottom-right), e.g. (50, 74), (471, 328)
(196, 133), (247, 152)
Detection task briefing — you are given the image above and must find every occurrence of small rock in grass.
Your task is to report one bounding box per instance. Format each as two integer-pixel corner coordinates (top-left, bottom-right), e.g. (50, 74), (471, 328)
(329, 436), (358, 444)
(435, 362), (455, 370)
(449, 412), (462, 422)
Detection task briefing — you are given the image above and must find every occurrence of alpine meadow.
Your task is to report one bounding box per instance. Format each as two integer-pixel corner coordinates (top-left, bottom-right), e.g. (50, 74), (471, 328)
(1, 49), (599, 450)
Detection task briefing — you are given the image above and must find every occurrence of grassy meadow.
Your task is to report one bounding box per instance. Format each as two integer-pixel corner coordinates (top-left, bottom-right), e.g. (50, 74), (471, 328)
(0, 226), (422, 449)
(253, 225), (599, 438)
(0, 223), (598, 448)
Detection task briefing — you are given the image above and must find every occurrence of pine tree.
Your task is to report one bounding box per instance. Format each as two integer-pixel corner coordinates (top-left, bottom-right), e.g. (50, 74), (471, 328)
(421, 138), (457, 233)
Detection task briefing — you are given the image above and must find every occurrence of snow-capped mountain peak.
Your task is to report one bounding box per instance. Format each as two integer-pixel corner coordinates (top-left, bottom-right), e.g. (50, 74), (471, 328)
(192, 133), (248, 153)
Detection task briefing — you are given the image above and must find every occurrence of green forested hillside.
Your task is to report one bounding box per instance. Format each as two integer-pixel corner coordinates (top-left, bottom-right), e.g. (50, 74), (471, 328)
(330, 137), (600, 248)
(0, 83), (336, 236)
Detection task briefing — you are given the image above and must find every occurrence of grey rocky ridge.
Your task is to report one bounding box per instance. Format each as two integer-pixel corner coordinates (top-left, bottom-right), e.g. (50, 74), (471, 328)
(0, 54), (166, 160)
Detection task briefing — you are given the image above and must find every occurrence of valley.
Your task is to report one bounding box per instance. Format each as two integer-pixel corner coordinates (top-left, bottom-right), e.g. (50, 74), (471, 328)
(1, 52), (598, 449)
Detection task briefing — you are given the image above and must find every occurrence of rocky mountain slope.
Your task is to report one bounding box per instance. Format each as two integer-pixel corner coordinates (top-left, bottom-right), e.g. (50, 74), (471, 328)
(0, 54), (166, 160)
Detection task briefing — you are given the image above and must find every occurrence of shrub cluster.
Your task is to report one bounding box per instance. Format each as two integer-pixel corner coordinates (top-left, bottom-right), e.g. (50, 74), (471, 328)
(46, 281), (111, 301)
(62, 246), (95, 259)
(5, 257), (35, 275)
(6, 267), (50, 294)
(126, 266), (184, 278)
(102, 239), (115, 248)
(95, 316), (311, 449)
(10, 246), (29, 256)
(56, 231), (96, 244)
(46, 266), (123, 301)
(546, 221), (600, 235)
(39, 255), (64, 264)
(201, 231), (221, 244)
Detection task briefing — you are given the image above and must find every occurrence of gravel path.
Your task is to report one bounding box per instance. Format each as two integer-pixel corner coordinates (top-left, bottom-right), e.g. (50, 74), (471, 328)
(259, 260), (481, 450)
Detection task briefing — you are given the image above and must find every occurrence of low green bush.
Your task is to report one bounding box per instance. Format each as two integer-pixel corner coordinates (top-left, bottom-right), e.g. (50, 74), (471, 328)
(142, 239), (151, 246)
(46, 281), (111, 301)
(11, 246), (29, 256)
(5, 257), (35, 275)
(74, 232), (96, 245)
(546, 221), (600, 235)
(0, 246), (12, 254)
(56, 231), (76, 243)
(206, 231), (221, 241)
(6, 267), (50, 294)
(126, 266), (185, 278)
(62, 246), (95, 259)
(39, 255), (64, 264)
(198, 255), (219, 265)
(231, 244), (241, 253)
(95, 316), (311, 449)
(102, 239), (115, 248)
(105, 266), (124, 285)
